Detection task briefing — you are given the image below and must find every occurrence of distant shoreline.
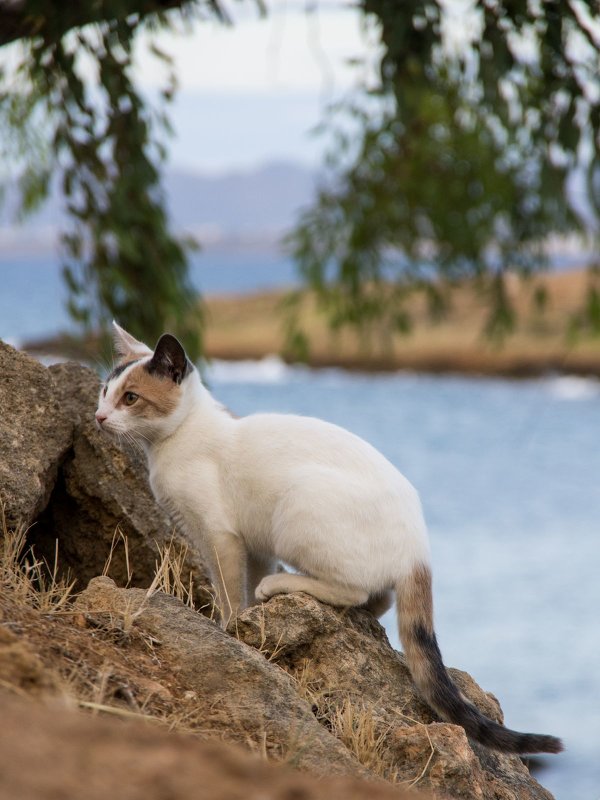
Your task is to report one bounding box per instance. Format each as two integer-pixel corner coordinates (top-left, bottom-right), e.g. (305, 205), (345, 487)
(200, 267), (600, 379)
(20, 267), (600, 380)
(205, 347), (600, 380)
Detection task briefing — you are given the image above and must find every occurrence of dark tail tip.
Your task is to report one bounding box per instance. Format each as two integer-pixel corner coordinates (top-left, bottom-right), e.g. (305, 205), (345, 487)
(519, 734), (564, 755)
(455, 703), (564, 755)
(405, 622), (564, 755)
(397, 567), (564, 756)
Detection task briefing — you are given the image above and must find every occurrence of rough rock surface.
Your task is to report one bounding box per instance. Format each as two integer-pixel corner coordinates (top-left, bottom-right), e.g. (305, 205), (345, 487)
(0, 342), (210, 601)
(40, 362), (210, 600)
(0, 693), (419, 800)
(234, 594), (555, 800)
(0, 342), (73, 529)
(75, 576), (368, 778)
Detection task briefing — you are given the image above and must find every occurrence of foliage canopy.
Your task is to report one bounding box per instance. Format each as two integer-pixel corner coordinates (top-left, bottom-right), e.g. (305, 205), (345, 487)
(289, 0), (600, 345)
(1, 0), (599, 355)
(0, 0), (232, 359)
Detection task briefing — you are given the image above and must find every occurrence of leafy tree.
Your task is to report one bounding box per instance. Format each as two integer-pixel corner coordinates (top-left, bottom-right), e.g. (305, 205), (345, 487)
(0, 0), (233, 359)
(289, 0), (600, 344)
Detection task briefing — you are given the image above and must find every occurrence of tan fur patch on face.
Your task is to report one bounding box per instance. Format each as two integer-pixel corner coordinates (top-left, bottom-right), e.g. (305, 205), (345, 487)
(117, 363), (182, 418)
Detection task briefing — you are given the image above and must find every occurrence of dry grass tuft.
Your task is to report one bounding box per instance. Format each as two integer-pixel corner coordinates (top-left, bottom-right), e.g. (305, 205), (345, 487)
(0, 499), (76, 613)
(329, 698), (400, 782)
(102, 526), (133, 585)
(152, 538), (197, 610)
(289, 659), (400, 781)
(289, 658), (437, 786)
(230, 604), (286, 662)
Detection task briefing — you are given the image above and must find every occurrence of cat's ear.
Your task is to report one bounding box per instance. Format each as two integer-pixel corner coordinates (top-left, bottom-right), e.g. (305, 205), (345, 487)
(148, 334), (189, 385)
(112, 321), (152, 360)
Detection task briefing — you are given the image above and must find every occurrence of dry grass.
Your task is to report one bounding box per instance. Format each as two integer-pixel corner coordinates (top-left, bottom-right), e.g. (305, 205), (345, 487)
(0, 501), (188, 725)
(152, 538), (197, 611)
(0, 499), (76, 613)
(289, 658), (438, 788)
(329, 698), (400, 782)
(102, 526), (133, 585)
(96, 532), (201, 637)
(230, 604), (286, 662)
(289, 659), (400, 782)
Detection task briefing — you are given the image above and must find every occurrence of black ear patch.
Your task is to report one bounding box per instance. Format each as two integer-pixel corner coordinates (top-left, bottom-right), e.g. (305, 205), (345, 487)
(147, 334), (190, 384)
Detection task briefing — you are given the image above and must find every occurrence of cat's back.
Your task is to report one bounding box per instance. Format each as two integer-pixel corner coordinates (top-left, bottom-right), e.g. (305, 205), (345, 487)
(231, 411), (427, 569)
(234, 411), (404, 485)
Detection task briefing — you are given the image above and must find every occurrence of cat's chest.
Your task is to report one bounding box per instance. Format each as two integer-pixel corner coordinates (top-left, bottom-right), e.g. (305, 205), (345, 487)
(148, 450), (226, 519)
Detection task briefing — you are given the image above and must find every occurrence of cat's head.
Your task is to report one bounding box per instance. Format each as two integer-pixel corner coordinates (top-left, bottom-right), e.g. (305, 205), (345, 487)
(95, 322), (195, 445)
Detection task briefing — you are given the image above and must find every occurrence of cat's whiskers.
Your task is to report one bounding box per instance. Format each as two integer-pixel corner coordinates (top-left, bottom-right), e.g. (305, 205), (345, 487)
(122, 430), (146, 455)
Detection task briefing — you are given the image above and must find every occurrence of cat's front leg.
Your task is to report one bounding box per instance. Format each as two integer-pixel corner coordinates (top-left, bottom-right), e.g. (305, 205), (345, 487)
(204, 531), (248, 627)
(246, 554), (278, 607)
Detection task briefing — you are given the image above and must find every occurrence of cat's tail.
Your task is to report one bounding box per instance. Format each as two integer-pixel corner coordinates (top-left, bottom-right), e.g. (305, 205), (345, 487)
(395, 563), (563, 754)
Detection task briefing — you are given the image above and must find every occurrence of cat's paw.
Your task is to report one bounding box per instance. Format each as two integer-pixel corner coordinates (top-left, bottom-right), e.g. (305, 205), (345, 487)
(255, 575), (283, 602)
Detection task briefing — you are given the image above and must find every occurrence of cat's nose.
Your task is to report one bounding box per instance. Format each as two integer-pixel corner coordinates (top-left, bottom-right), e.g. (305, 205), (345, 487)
(95, 412), (107, 425)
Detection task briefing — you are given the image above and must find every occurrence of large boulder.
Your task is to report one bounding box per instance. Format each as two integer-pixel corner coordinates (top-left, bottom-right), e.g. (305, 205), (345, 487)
(0, 342), (210, 602)
(234, 594), (555, 800)
(0, 342), (73, 530)
(75, 576), (367, 779)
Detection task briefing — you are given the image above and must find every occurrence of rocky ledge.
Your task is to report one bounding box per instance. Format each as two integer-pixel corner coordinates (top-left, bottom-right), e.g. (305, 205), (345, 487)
(0, 340), (555, 799)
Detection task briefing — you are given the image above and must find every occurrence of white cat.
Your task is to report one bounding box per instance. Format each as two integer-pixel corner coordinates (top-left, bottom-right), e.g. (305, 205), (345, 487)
(95, 322), (562, 755)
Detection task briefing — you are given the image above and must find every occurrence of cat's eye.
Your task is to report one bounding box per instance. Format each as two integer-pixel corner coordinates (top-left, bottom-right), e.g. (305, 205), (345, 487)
(123, 392), (139, 406)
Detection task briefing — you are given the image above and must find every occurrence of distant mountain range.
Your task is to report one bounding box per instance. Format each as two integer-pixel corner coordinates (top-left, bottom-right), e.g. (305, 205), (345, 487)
(1, 159), (594, 261)
(0, 161), (318, 255)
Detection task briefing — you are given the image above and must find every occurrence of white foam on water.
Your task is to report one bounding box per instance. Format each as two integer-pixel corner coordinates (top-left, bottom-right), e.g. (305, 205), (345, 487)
(545, 375), (600, 400)
(207, 355), (296, 385)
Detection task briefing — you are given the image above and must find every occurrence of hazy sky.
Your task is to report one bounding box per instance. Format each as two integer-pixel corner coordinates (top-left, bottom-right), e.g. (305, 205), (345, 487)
(135, 1), (380, 173)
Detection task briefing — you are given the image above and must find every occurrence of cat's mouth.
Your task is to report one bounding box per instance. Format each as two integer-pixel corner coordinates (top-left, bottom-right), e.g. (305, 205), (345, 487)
(95, 415), (118, 436)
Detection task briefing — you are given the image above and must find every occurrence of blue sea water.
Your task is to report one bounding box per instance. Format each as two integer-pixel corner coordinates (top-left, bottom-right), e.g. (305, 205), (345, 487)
(1, 256), (599, 799)
(0, 250), (299, 343)
(207, 360), (600, 800)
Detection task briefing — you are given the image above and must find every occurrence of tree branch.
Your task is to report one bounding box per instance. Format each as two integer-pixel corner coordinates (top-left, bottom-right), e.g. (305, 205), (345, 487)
(0, 0), (228, 48)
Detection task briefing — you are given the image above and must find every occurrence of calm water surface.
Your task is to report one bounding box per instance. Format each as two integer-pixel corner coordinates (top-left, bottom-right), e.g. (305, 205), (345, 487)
(0, 252), (298, 343)
(207, 359), (600, 800)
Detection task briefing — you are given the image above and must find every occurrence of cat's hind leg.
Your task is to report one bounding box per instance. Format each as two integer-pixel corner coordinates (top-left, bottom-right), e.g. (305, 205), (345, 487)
(363, 589), (394, 618)
(255, 573), (368, 608)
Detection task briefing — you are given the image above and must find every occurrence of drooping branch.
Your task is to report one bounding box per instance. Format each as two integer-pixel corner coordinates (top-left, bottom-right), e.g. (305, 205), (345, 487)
(0, 0), (233, 359)
(0, 0), (229, 48)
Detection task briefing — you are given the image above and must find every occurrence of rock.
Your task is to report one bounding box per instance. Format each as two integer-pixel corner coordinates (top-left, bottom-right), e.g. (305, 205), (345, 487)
(0, 692), (422, 800)
(0, 626), (65, 700)
(42, 362), (211, 601)
(234, 593), (554, 800)
(0, 352), (212, 604)
(0, 342), (73, 530)
(75, 577), (367, 779)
